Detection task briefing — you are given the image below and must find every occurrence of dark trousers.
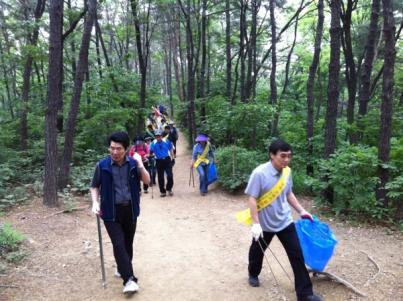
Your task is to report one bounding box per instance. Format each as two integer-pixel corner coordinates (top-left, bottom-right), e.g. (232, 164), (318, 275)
(248, 223), (313, 298)
(147, 158), (157, 185)
(104, 205), (137, 285)
(143, 161), (149, 191)
(156, 157), (173, 193)
(172, 140), (177, 155)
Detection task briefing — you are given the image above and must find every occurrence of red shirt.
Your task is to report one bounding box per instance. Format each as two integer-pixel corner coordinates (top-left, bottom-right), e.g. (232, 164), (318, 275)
(129, 144), (150, 162)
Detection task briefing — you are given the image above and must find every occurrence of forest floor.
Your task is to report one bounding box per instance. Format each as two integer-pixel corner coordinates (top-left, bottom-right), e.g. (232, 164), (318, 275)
(1, 134), (402, 301)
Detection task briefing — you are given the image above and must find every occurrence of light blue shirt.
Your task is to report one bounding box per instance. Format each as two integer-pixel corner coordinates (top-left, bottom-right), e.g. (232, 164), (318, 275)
(150, 139), (173, 159)
(244, 161), (293, 232)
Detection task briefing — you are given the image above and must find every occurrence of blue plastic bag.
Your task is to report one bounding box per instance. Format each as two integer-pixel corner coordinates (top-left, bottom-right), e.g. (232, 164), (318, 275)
(207, 162), (218, 185)
(295, 216), (337, 272)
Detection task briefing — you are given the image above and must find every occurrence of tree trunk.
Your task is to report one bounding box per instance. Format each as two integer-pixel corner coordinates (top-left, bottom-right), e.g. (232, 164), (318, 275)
(269, 0), (278, 136)
(130, 0), (151, 133)
(199, 0), (207, 121)
(178, 0), (197, 143)
(169, 10), (184, 102)
(225, 0), (231, 101)
(282, 15), (299, 95)
(20, 0), (46, 151)
(323, 0), (342, 203)
(239, 0), (247, 103)
(95, 18), (119, 92)
(306, 0), (324, 176)
(44, 0), (64, 207)
(95, 26), (103, 79)
(58, 0), (97, 189)
(0, 40), (15, 119)
(357, 0), (380, 124)
(376, 0), (396, 207)
(245, 0), (259, 102)
(340, 0), (358, 143)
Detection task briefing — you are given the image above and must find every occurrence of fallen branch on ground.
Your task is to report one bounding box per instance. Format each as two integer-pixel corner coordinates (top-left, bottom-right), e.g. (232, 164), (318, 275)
(0, 284), (18, 288)
(45, 206), (88, 218)
(360, 249), (381, 287)
(308, 269), (367, 297)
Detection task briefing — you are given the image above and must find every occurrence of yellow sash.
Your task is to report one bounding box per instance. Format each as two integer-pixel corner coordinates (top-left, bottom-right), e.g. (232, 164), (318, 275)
(236, 166), (291, 226)
(194, 143), (210, 168)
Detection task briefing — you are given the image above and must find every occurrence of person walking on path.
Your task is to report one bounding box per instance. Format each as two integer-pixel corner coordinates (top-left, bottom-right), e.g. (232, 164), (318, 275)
(129, 135), (151, 193)
(149, 129), (175, 197)
(90, 131), (150, 294)
(243, 139), (322, 301)
(190, 133), (215, 196)
(164, 122), (179, 156)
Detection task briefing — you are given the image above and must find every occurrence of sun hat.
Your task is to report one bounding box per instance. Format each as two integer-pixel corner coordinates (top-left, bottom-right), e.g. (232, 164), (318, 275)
(195, 133), (209, 142)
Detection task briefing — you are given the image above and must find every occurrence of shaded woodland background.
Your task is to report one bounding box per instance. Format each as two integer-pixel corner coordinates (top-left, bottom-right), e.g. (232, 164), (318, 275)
(0, 0), (402, 225)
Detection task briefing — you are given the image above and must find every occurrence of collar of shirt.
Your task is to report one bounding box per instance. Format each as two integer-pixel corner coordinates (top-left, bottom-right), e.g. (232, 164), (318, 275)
(110, 155), (130, 166)
(268, 161), (281, 177)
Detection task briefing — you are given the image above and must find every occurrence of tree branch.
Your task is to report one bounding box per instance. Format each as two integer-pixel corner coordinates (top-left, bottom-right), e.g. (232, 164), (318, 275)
(62, 7), (88, 41)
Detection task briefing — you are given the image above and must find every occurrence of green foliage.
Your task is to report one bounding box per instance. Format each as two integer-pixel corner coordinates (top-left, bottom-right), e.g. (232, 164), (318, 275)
(307, 145), (379, 216)
(70, 149), (99, 194)
(215, 146), (266, 191)
(195, 96), (274, 150)
(5, 249), (28, 264)
(386, 175), (403, 204)
(0, 224), (25, 262)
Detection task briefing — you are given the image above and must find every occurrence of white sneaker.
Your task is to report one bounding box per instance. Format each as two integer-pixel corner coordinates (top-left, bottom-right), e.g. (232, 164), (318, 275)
(123, 279), (139, 294)
(114, 270), (121, 278)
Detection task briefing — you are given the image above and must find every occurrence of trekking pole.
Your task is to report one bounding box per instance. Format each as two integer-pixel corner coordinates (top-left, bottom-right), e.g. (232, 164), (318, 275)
(96, 215), (107, 288)
(150, 158), (154, 199)
(189, 167), (192, 186)
(191, 168), (195, 187)
(261, 238), (293, 283)
(257, 240), (280, 287)
(257, 240), (288, 297)
(151, 172), (154, 199)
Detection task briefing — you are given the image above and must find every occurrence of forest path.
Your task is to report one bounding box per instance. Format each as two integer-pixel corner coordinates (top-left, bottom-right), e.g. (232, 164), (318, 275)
(1, 133), (402, 301)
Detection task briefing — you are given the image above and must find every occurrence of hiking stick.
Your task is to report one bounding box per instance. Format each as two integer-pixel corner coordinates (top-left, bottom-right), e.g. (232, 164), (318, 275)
(261, 238), (293, 283)
(189, 167), (195, 188)
(189, 167), (192, 186)
(257, 240), (288, 298)
(150, 167), (154, 199)
(96, 215), (107, 288)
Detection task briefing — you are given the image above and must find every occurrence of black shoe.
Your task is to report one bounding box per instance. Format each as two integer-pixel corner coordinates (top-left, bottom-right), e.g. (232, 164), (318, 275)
(298, 294), (323, 301)
(160, 192), (166, 197)
(144, 189), (148, 194)
(248, 275), (260, 287)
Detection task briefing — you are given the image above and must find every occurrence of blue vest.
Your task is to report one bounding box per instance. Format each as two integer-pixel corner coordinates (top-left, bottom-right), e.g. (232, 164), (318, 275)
(99, 156), (140, 223)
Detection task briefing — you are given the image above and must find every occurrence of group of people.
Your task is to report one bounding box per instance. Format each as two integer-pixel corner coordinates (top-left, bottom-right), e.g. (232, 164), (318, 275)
(90, 122), (322, 300)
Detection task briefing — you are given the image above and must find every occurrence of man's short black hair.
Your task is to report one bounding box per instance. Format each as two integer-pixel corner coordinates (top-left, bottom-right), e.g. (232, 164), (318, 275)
(268, 139), (292, 155)
(108, 131), (130, 150)
(164, 125), (171, 130)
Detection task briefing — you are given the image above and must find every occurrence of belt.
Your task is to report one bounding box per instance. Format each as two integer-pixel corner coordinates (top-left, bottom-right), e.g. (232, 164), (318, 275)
(156, 156), (170, 160)
(116, 202), (130, 206)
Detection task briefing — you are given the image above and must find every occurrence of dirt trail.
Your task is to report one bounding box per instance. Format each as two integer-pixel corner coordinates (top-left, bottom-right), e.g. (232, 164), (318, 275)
(1, 134), (402, 301)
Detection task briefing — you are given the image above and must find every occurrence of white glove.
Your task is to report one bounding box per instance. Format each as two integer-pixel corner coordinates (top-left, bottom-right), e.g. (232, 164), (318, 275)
(92, 202), (100, 215)
(132, 152), (143, 165)
(251, 223), (263, 241)
(299, 210), (313, 222)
